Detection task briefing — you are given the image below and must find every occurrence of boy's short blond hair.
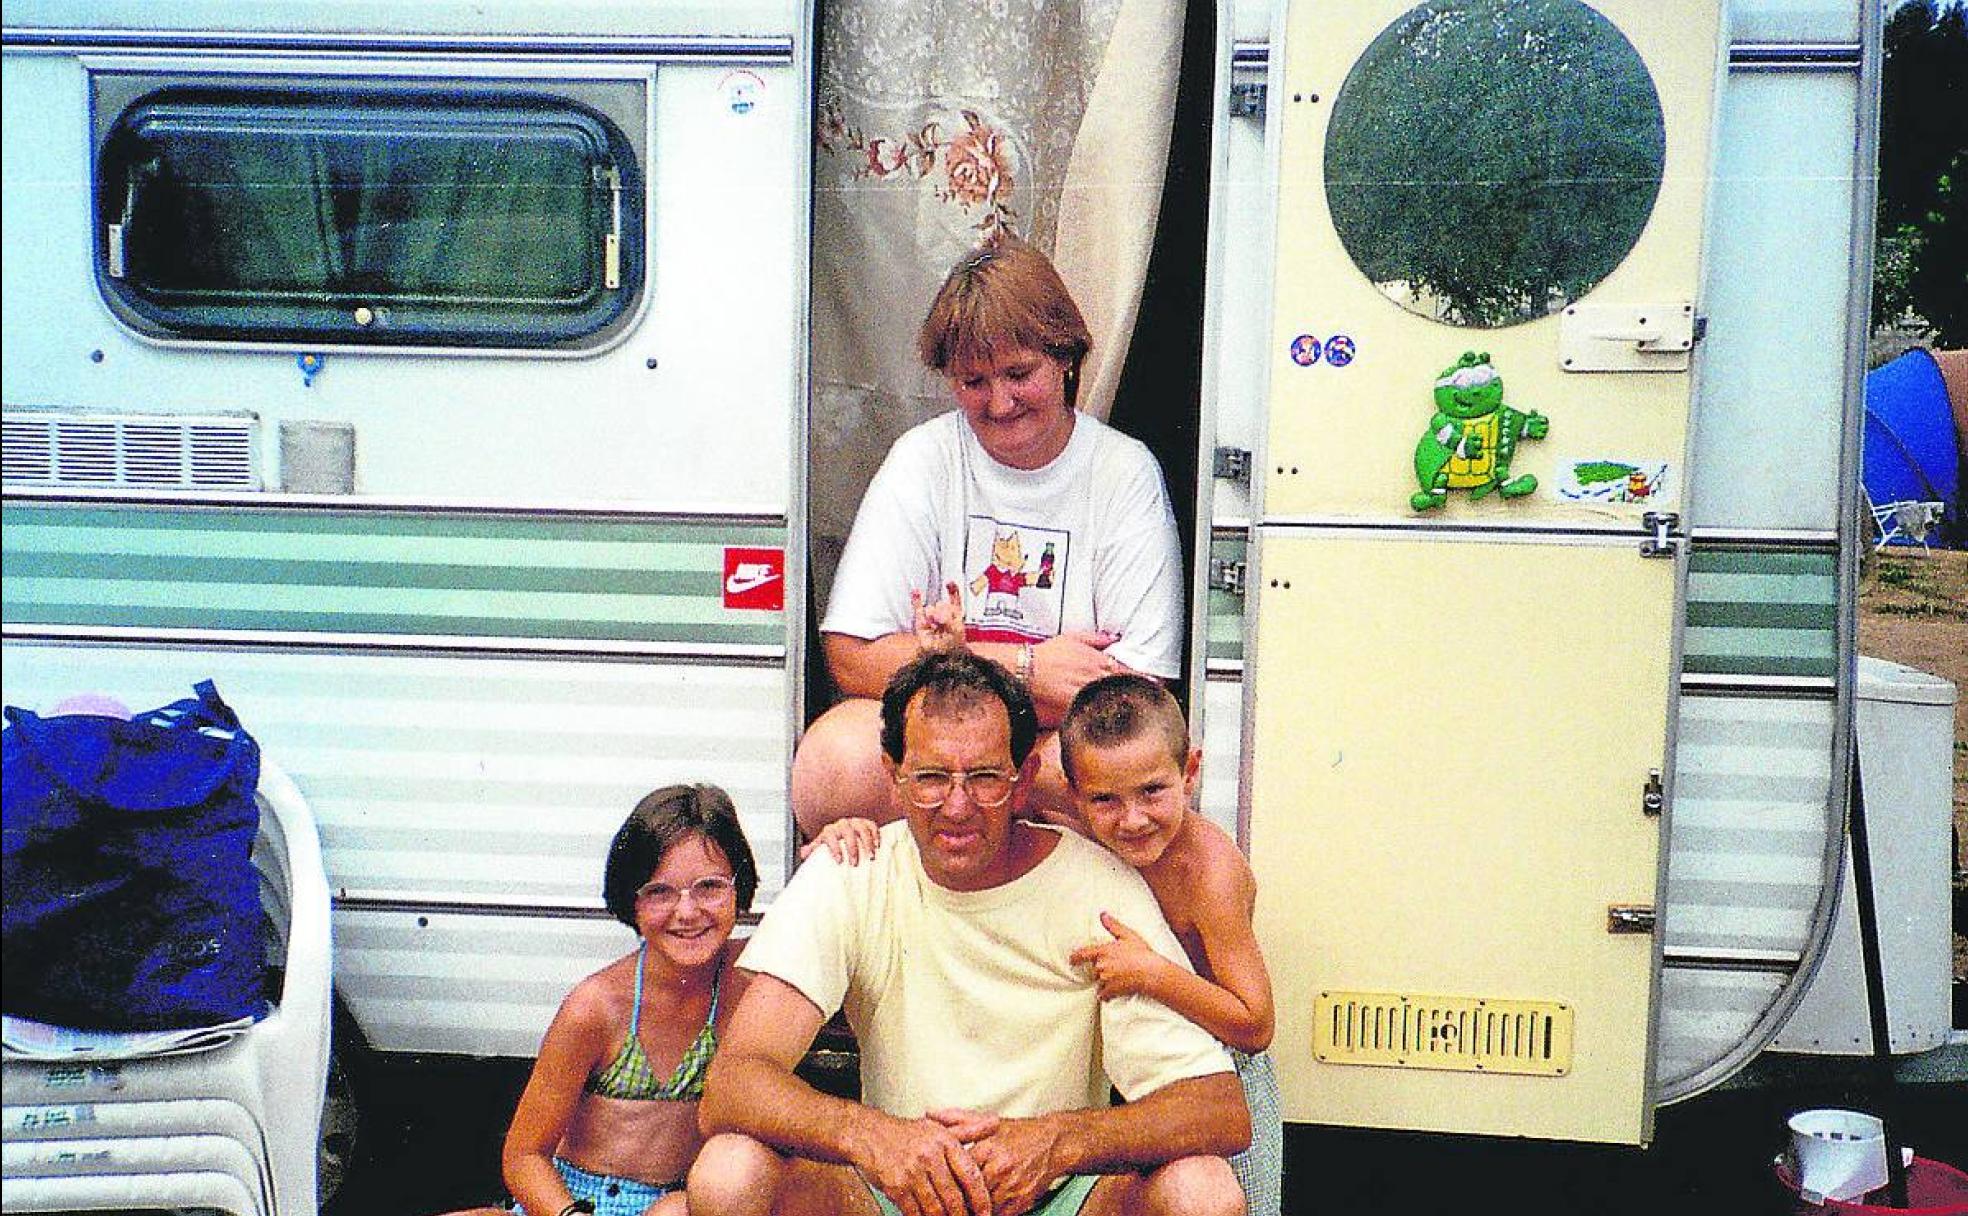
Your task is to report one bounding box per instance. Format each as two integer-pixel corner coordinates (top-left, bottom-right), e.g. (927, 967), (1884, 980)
(1058, 674), (1190, 786)
(917, 234), (1092, 405)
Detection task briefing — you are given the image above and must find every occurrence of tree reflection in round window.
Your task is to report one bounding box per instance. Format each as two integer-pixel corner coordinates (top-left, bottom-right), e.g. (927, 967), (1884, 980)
(1324, 0), (1665, 328)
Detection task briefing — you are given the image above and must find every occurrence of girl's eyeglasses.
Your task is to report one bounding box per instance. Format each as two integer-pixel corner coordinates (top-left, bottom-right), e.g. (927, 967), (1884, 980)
(635, 875), (736, 911)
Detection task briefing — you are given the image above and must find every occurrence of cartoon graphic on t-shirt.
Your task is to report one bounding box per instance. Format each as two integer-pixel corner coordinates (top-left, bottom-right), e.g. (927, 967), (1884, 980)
(971, 531), (1032, 607)
(962, 517), (1069, 643)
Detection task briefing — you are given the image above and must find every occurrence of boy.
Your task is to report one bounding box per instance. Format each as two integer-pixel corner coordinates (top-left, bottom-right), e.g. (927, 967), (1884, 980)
(1056, 674), (1281, 1216)
(803, 671), (1282, 1215)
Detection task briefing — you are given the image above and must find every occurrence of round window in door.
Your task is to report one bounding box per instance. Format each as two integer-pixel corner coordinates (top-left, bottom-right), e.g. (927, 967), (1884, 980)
(1323, 0), (1666, 329)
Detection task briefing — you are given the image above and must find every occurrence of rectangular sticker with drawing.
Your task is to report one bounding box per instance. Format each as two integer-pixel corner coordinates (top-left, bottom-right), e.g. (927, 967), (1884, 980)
(962, 517), (1068, 644)
(1555, 459), (1672, 506)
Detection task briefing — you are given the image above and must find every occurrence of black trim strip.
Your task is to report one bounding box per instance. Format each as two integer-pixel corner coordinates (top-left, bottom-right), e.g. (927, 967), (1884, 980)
(333, 894), (764, 926)
(1730, 42), (1862, 69)
(3, 488), (786, 528)
(2, 627), (786, 666)
(1, 27), (796, 61)
(1664, 953), (1799, 974)
(1220, 41), (1863, 72)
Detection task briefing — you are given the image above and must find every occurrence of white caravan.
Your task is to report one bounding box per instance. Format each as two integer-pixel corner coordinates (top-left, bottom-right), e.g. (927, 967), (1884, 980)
(1, 0), (1891, 1164)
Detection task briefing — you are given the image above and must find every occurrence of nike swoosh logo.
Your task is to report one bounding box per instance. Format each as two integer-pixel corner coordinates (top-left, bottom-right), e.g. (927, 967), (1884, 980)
(725, 568), (783, 595)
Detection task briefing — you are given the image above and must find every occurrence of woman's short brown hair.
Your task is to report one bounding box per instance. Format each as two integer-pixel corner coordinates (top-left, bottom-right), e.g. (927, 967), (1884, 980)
(917, 235), (1092, 402)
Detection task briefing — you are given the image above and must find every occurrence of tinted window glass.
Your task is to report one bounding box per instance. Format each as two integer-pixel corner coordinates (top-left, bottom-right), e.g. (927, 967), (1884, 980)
(98, 88), (642, 347)
(1323, 0), (1665, 328)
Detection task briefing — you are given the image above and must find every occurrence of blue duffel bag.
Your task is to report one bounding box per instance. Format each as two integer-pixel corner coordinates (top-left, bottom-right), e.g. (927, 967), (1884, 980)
(2, 680), (266, 1030)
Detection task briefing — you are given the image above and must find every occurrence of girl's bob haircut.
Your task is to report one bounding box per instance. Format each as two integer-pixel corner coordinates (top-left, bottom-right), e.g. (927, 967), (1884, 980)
(601, 783), (758, 927)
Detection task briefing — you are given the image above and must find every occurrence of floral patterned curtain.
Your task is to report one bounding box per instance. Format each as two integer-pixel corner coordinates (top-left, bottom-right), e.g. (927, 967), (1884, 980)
(808, 0), (1187, 618)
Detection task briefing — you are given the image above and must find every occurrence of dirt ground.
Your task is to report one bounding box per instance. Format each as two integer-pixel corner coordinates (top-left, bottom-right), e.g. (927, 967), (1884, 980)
(1854, 546), (1968, 984)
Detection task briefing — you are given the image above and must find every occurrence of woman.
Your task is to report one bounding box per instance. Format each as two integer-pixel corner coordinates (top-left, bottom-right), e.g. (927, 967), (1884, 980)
(793, 235), (1185, 837)
(461, 785), (756, 1216)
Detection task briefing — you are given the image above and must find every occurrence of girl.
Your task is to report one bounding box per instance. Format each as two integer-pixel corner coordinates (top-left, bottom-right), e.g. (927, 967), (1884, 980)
(488, 784), (757, 1216)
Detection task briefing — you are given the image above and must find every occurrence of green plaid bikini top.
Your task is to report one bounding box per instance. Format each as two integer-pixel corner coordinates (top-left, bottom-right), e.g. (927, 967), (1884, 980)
(586, 943), (721, 1102)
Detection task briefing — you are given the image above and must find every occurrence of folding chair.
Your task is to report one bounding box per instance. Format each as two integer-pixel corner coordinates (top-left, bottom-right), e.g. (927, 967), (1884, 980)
(1866, 492), (1947, 552)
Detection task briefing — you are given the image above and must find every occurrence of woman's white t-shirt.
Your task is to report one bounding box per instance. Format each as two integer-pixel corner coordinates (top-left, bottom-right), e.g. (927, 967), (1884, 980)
(820, 410), (1184, 678)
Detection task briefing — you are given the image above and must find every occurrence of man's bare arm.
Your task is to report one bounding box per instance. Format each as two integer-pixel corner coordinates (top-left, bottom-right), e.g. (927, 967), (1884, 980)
(701, 972), (994, 1215)
(964, 1071), (1248, 1209)
(699, 972), (839, 1153)
(1046, 1071), (1249, 1172)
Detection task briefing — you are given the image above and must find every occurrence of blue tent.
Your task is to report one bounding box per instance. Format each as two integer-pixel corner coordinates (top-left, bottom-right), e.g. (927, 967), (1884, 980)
(1862, 348), (1963, 547)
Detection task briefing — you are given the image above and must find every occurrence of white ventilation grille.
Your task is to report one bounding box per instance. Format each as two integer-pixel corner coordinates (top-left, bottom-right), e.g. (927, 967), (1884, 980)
(2, 412), (260, 490)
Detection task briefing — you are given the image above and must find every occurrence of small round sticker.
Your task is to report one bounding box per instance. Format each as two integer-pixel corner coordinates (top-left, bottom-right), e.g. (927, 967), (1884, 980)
(720, 70), (764, 116)
(1325, 334), (1356, 367)
(1289, 334), (1323, 366)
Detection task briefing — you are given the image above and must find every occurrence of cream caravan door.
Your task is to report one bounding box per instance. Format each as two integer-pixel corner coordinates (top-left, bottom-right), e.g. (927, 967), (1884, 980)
(1246, 0), (1723, 1144)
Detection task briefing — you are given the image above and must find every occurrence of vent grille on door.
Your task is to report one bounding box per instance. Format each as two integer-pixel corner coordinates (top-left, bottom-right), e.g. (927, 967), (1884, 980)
(1313, 991), (1573, 1076)
(2, 412), (259, 491)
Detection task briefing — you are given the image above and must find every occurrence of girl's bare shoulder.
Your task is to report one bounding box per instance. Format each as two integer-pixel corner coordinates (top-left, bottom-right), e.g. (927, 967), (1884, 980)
(557, 949), (640, 1030)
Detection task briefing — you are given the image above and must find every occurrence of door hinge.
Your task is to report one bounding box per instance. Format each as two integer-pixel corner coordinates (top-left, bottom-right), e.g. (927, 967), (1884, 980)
(1607, 905), (1657, 935)
(1229, 81), (1266, 119)
(1208, 558), (1247, 597)
(1213, 446), (1252, 483)
(1640, 511), (1679, 558)
(1642, 768), (1664, 817)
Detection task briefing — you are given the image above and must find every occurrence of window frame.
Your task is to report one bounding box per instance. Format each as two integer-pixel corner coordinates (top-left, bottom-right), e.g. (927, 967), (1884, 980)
(90, 72), (649, 351)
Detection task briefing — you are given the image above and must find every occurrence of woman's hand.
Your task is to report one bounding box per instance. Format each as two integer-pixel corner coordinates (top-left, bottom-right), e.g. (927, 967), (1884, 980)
(1026, 630), (1123, 723)
(910, 582), (968, 655)
(799, 817), (882, 866)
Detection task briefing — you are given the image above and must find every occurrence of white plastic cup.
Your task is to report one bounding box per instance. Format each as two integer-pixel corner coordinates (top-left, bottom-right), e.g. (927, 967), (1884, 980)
(1787, 1108), (1888, 1203)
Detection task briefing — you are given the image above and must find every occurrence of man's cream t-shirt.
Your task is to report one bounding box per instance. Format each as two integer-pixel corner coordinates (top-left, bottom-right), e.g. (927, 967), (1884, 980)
(739, 819), (1232, 1118)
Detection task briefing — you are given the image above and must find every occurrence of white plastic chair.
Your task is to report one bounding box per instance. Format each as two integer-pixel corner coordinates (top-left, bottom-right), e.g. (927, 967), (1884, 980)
(1867, 494), (1946, 552)
(2, 756), (332, 1215)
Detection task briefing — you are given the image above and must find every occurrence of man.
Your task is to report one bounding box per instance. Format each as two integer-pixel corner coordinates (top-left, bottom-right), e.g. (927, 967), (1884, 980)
(693, 650), (1249, 1216)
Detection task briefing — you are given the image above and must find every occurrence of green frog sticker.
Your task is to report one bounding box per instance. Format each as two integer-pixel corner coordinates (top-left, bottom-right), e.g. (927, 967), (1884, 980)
(1410, 351), (1549, 512)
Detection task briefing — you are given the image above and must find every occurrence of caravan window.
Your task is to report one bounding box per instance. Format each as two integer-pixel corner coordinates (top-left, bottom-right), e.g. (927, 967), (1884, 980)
(95, 86), (643, 348)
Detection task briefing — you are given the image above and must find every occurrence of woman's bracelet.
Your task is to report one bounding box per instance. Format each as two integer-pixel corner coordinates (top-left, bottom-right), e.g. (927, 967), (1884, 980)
(1016, 642), (1035, 687)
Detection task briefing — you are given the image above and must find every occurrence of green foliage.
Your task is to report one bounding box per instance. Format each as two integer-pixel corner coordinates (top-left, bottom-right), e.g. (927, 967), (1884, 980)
(1907, 157), (1968, 346)
(1875, 1), (1968, 342)
(1324, 0), (1664, 328)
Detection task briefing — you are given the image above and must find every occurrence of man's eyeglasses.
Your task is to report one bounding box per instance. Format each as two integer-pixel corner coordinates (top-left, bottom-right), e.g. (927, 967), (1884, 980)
(895, 768), (1018, 809)
(635, 875), (737, 911)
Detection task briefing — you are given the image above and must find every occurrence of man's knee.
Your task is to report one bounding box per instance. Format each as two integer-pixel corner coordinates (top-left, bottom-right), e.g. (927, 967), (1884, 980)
(687, 1132), (785, 1215)
(1135, 1155), (1243, 1216)
(791, 699), (893, 837)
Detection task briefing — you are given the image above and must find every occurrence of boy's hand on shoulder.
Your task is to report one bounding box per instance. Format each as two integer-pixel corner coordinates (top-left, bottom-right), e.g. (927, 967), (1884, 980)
(798, 817), (882, 866)
(1068, 911), (1172, 1000)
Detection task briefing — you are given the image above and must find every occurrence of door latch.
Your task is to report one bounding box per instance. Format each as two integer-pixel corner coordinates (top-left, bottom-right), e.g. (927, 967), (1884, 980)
(1557, 302), (1696, 372)
(1642, 769), (1664, 817)
(1607, 905), (1657, 935)
(1640, 511), (1678, 558)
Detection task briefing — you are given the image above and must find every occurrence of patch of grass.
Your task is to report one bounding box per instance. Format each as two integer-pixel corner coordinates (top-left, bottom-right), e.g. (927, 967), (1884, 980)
(1872, 602), (1961, 617)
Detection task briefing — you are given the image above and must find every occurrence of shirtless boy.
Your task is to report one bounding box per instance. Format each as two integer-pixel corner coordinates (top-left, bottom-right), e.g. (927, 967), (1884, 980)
(1057, 675), (1282, 1216)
